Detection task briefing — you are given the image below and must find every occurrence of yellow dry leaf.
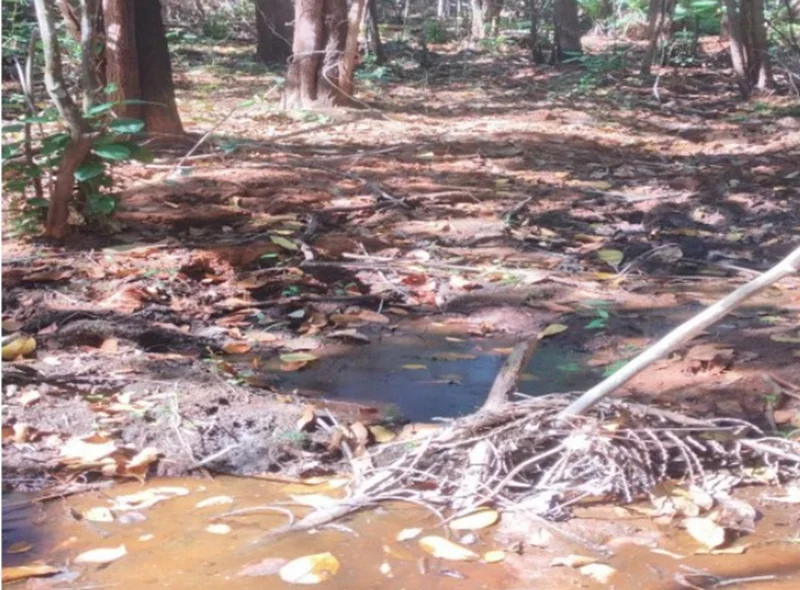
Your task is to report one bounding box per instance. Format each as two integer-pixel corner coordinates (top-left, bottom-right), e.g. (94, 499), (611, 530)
(368, 425), (396, 443)
(395, 527), (422, 542)
(538, 324), (568, 339)
(418, 536), (479, 561)
(579, 563), (617, 583)
(482, 550), (505, 563)
(402, 364), (427, 370)
(74, 544), (127, 564)
(2, 336), (36, 361)
(2, 564), (60, 583)
(550, 554), (598, 567)
(449, 508), (500, 531)
(6, 541), (33, 554)
(279, 552), (340, 584)
(684, 517), (727, 549)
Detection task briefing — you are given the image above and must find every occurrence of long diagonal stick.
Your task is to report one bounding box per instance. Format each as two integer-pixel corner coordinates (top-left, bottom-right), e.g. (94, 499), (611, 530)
(559, 246), (800, 418)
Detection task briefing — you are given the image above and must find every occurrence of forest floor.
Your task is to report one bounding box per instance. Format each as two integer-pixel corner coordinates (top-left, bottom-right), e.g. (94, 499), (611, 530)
(3, 34), (800, 589)
(3, 34), (800, 491)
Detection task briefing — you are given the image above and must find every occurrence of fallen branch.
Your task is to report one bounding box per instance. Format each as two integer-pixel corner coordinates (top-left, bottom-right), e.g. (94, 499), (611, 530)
(559, 245), (800, 418)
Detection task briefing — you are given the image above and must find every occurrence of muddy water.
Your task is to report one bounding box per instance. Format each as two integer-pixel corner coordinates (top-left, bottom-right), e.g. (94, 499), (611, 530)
(4, 479), (800, 589)
(2, 477), (514, 589)
(256, 326), (598, 421)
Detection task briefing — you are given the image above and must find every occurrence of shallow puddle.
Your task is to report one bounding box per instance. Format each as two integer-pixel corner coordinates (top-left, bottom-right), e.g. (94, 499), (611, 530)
(254, 326), (598, 421)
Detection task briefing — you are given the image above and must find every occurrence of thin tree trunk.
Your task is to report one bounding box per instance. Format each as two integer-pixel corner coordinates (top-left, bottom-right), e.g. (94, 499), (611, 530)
(749, 0), (772, 89)
(340, 0), (368, 97)
(529, 0), (544, 63)
(366, 0), (385, 65)
(437, 0), (445, 18)
(33, 0), (91, 239)
(402, 0), (412, 39)
(641, 0), (676, 75)
(725, 0), (752, 97)
(79, 0), (100, 111)
(470, 0), (485, 39)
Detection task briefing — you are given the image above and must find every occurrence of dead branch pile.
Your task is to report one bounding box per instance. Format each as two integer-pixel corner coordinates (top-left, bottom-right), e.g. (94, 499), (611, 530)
(359, 395), (800, 519)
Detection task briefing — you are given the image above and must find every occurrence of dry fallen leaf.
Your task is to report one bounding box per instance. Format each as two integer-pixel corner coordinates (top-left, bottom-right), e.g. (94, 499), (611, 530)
(395, 527), (423, 542)
(289, 493), (337, 510)
(279, 552), (340, 584)
(74, 544), (127, 564)
(84, 507), (115, 523)
(449, 508), (500, 531)
(684, 516), (727, 549)
(6, 541), (33, 554)
(538, 324), (568, 339)
(579, 563), (617, 583)
(2, 336), (37, 360)
(222, 341), (252, 355)
(482, 550), (505, 563)
(418, 536), (479, 561)
(60, 436), (118, 463)
(2, 564), (60, 583)
(237, 557), (290, 577)
(550, 554), (598, 567)
(111, 486), (189, 511)
(205, 523), (231, 535)
(195, 495), (234, 509)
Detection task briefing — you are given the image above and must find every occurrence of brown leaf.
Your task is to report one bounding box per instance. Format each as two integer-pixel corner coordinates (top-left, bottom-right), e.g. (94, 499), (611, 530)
(2, 564), (60, 583)
(297, 405), (317, 432)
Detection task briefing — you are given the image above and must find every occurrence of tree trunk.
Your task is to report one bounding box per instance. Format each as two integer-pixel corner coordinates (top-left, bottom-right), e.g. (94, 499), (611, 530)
(641, 0), (676, 75)
(102, 0), (141, 119)
(103, 0), (183, 134)
(470, 0), (485, 39)
(437, 0), (445, 18)
(256, 0), (294, 65)
(485, 0), (503, 36)
(79, 0), (100, 111)
(284, 0), (350, 108)
(33, 0), (91, 239)
(553, 0), (582, 61)
(724, 0), (773, 97)
(402, 0), (412, 39)
(366, 0), (386, 65)
(529, 0), (544, 63)
(134, 0), (183, 135)
(340, 0), (368, 97)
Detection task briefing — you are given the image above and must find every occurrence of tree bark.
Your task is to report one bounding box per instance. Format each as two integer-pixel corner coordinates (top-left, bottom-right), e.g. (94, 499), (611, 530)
(553, 0), (582, 60)
(641, 0), (676, 76)
(724, 0), (773, 98)
(284, 0), (350, 108)
(366, 0), (385, 65)
(529, 0), (544, 63)
(256, 0), (294, 65)
(340, 0), (368, 97)
(103, 0), (183, 134)
(79, 0), (101, 111)
(102, 0), (141, 119)
(470, 0), (485, 39)
(134, 0), (183, 135)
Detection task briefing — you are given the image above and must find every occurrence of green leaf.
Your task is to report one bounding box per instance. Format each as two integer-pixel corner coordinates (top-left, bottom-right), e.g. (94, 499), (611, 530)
(109, 118), (145, 134)
(28, 198), (50, 208)
(86, 101), (116, 116)
(86, 193), (117, 216)
(2, 142), (22, 159)
(280, 352), (318, 363)
(75, 162), (106, 181)
(271, 235), (298, 251)
(584, 318), (606, 330)
(602, 360), (628, 377)
(596, 309), (610, 320)
(41, 133), (71, 156)
(93, 143), (132, 160)
(129, 145), (155, 163)
(597, 248), (624, 267)
(2, 123), (24, 133)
